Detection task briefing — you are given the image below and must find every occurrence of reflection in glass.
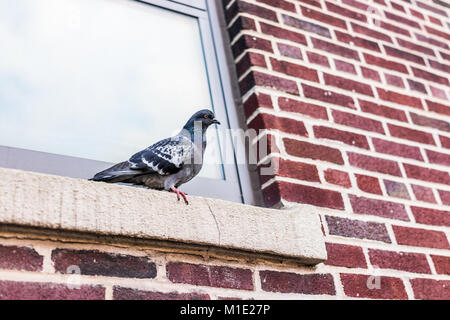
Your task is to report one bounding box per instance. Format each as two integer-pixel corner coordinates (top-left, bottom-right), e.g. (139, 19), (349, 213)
(0, 0), (224, 179)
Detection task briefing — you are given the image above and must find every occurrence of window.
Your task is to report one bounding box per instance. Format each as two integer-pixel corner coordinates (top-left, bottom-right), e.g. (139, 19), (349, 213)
(0, 0), (255, 204)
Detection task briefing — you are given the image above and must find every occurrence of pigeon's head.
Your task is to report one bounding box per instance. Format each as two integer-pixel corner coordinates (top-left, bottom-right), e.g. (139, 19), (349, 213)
(183, 109), (221, 132)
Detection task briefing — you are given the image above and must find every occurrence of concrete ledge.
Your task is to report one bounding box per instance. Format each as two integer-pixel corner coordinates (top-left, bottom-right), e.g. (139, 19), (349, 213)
(0, 167), (327, 265)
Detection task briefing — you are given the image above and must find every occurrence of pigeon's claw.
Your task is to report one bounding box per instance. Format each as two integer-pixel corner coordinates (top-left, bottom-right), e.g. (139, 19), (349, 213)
(170, 187), (189, 205)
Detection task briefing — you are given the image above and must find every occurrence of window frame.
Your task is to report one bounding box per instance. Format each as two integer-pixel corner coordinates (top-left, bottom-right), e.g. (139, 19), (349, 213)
(0, 0), (257, 205)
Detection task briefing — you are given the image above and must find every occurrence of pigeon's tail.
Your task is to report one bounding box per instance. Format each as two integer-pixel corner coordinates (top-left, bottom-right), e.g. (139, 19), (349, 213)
(90, 161), (139, 183)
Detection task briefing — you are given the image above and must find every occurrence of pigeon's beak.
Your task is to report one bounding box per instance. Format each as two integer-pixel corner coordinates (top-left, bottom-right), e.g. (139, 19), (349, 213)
(212, 119), (221, 125)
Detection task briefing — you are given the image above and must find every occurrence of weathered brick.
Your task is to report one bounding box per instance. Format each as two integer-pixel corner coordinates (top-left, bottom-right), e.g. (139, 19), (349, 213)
(417, 1), (447, 16)
(342, 0), (369, 11)
(236, 52), (266, 77)
(228, 16), (256, 40)
(384, 180), (410, 199)
(113, 287), (210, 300)
(426, 149), (450, 166)
(166, 262), (253, 290)
(270, 58), (319, 82)
(430, 86), (447, 100)
(411, 206), (450, 227)
(248, 112), (307, 136)
(0, 281), (105, 300)
(282, 14), (331, 38)
(326, 216), (391, 243)
(307, 51), (330, 67)
(278, 97), (328, 120)
(410, 112), (450, 133)
(51, 249), (156, 279)
(359, 99), (408, 122)
(325, 243), (367, 268)
(301, 5), (347, 29)
(332, 110), (384, 133)
(351, 22), (393, 42)
(226, 1), (278, 22)
(384, 11), (421, 29)
(440, 135), (450, 149)
(302, 83), (354, 108)
(324, 168), (352, 188)
(384, 73), (404, 88)
(348, 152), (402, 177)
(335, 30), (380, 52)
(312, 37), (359, 60)
(416, 32), (449, 50)
(368, 249), (431, 274)
(240, 71), (299, 95)
(284, 138), (344, 164)
(429, 59), (450, 74)
(260, 22), (307, 45)
(412, 184), (437, 203)
(243, 92), (273, 118)
(438, 189), (450, 205)
(372, 138), (423, 161)
(341, 274), (408, 299)
(277, 159), (320, 182)
(314, 125), (370, 149)
(425, 25), (450, 41)
(380, 21), (410, 37)
(260, 270), (335, 295)
(364, 53), (408, 74)
(324, 74), (373, 96)
(408, 79), (427, 94)
(412, 67), (450, 86)
(431, 255), (450, 275)
(0, 245), (43, 272)
(277, 43), (303, 60)
(355, 174), (382, 195)
(349, 195), (409, 221)
(256, 0), (296, 12)
(410, 278), (450, 300)
(361, 66), (381, 82)
(388, 124), (435, 145)
(334, 59), (356, 74)
(232, 35), (273, 58)
(397, 38), (435, 56)
(377, 88), (423, 109)
(326, 1), (366, 22)
(403, 163), (450, 185)
(393, 225), (450, 249)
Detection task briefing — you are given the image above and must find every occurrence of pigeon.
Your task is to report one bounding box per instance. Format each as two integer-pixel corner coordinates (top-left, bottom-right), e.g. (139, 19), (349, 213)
(90, 109), (220, 204)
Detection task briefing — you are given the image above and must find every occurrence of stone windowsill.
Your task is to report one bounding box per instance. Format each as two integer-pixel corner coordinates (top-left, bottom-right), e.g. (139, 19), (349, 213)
(0, 167), (327, 265)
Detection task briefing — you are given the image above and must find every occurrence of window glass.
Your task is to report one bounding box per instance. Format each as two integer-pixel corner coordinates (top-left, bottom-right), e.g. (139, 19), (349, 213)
(0, 0), (224, 179)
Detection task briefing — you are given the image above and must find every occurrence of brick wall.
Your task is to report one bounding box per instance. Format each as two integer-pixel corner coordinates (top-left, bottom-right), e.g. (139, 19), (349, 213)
(222, 0), (450, 299)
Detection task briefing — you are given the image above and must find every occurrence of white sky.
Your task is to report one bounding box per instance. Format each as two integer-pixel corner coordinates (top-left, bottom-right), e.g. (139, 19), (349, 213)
(0, 0), (224, 179)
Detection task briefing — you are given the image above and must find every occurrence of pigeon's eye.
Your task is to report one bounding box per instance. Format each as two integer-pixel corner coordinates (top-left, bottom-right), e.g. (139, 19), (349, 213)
(203, 114), (209, 119)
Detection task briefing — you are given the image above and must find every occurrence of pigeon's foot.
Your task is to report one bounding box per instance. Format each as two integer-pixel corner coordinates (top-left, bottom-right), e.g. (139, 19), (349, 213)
(170, 187), (189, 205)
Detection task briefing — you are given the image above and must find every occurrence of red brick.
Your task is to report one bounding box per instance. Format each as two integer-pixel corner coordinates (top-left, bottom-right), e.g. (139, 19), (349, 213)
(243, 92), (272, 118)
(426, 100), (450, 117)
(384, 11), (421, 29)
(277, 159), (320, 182)
(260, 22), (307, 45)
(312, 37), (359, 60)
(429, 59), (450, 74)
(439, 189), (450, 205)
(368, 249), (431, 274)
(342, 0), (369, 11)
(351, 22), (393, 42)
(232, 35), (273, 58)
(411, 206), (450, 227)
(417, 1), (447, 16)
(397, 38), (435, 56)
(393, 225), (450, 249)
(427, 149), (450, 166)
(236, 52), (266, 77)
(430, 86), (447, 100)
(348, 152), (402, 177)
(247, 113), (307, 136)
(264, 181), (345, 209)
(349, 195), (409, 221)
(403, 163), (450, 185)
(384, 73), (404, 88)
(440, 135), (450, 149)
(277, 43), (303, 60)
(410, 8), (425, 20)
(226, 1), (278, 22)
(377, 88), (423, 109)
(411, 113), (450, 133)
(282, 14), (331, 38)
(412, 67), (450, 86)
(428, 15), (442, 26)
(302, 83), (354, 108)
(256, 0), (296, 12)
(364, 53), (408, 73)
(0, 245), (43, 272)
(425, 25), (450, 41)
(260, 270), (335, 295)
(361, 66), (381, 82)
(51, 249), (156, 279)
(228, 16), (256, 40)
(325, 243), (367, 268)
(335, 30), (380, 52)
(379, 21), (410, 37)
(359, 99), (408, 122)
(325, 1), (366, 22)
(410, 278), (450, 300)
(324, 168), (352, 188)
(355, 174), (382, 195)
(0, 281), (105, 300)
(407, 79), (427, 94)
(416, 32), (449, 50)
(240, 71), (299, 95)
(332, 110), (384, 133)
(412, 184), (437, 203)
(278, 97), (328, 120)
(166, 262), (253, 290)
(388, 124), (435, 145)
(341, 274), (408, 299)
(307, 51), (330, 67)
(324, 74), (373, 96)
(301, 5), (347, 29)
(431, 255), (450, 275)
(334, 59), (356, 74)
(284, 138), (344, 165)
(384, 180), (410, 199)
(372, 138), (423, 161)
(326, 215), (391, 243)
(113, 287), (210, 300)
(441, 51), (450, 62)
(270, 58), (319, 82)
(314, 125), (370, 149)
(391, 2), (405, 12)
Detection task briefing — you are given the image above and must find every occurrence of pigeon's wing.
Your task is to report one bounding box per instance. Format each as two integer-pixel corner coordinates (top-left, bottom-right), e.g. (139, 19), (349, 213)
(128, 135), (193, 176)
